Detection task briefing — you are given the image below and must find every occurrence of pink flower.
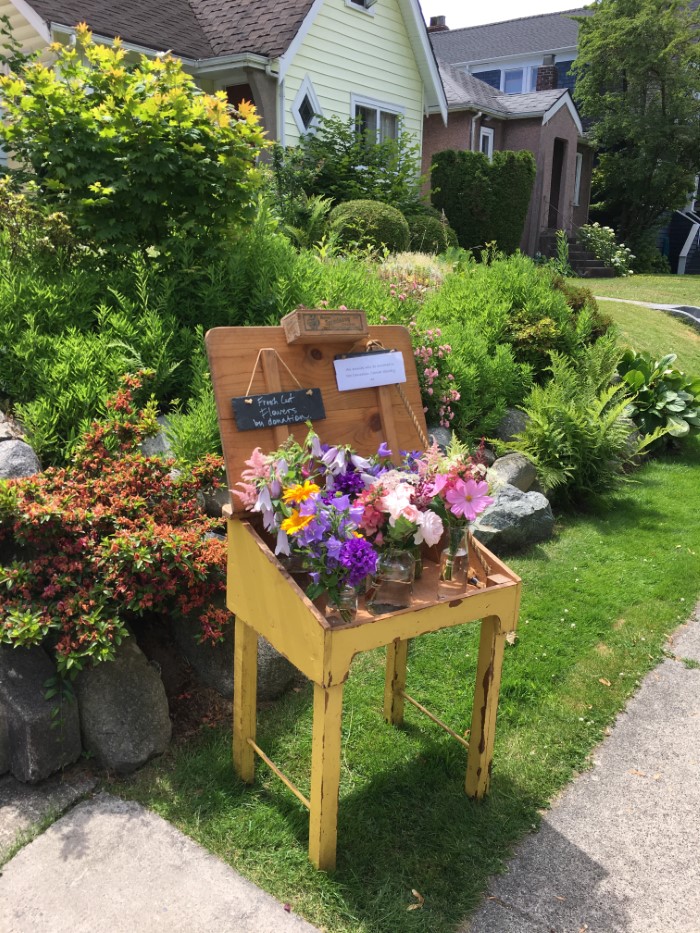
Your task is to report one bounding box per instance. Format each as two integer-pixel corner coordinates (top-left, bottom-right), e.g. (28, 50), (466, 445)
(414, 511), (444, 547)
(445, 479), (493, 522)
(426, 474), (449, 497)
(381, 483), (414, 521)
(399, 504), (420, 524)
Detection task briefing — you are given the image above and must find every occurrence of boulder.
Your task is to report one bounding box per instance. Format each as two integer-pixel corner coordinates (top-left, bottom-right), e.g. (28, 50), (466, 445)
(0, 411), (25, 442)
(427, 425), (453, 452)
(75, 638), (171, 774)
(488, 453), (537, 493)
(0, 705), (10, 775)
(0, 645), (82, 783)
(197, 486), (230, 518)
(140, 415), (173, 460)
(471, 482), (555, 554)
(172, 612), (297, 702)
(494, 408), (529, 444)
(0, 439), (41, 480)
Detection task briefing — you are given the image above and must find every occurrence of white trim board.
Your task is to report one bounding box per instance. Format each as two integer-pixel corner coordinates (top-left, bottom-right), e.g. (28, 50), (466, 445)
(292, 74), (323, 135)
(542, 91), (583, 135)
(8, 0), (51, 44)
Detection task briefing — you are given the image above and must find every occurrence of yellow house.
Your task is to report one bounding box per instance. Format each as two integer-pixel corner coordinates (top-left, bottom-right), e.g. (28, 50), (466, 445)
(1, 0), (446, 157)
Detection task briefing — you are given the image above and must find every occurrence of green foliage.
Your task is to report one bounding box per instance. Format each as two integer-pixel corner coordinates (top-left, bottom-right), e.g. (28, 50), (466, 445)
(407, 212), (458, 254)
(0, 24), (266, 255)
(549, 230), (574, 277)
(431, 149), (536, 255)
(0, 177), (74, 263)
(511, 337), (660, 504)
(292, 115), (427, 215)
(573, 0), (700, 249)
(618, 350), (700, 444)
(578, 223), (635, 275)
(328, 199), (410, 253)
(166, 345), (222, 466)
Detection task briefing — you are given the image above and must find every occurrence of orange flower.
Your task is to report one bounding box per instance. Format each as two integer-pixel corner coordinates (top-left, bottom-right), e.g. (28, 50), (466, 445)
(280, 510), (314, 535)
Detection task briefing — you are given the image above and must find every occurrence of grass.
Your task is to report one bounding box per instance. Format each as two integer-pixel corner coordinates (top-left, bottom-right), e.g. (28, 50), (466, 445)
(115, 436), (700, 933)
(598, 299), (700, 373)
(585, 274), (700, 306)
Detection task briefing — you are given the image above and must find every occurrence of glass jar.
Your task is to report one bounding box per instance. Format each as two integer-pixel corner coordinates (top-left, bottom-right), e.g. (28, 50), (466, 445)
(412, 545), (423, 581)
(437, 521), (468, 600)
(325, 584), (358, 626)
(366, 549), (416, 616)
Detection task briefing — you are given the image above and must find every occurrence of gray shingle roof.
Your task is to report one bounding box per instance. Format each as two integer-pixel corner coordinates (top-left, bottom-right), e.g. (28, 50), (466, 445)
(29, 0), (316, 60)
(431, 8), (591, 64)
(440, 63), (570, 119)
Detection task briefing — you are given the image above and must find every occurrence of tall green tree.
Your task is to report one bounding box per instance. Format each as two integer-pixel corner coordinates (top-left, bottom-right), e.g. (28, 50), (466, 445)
(573, 0), (700, 250)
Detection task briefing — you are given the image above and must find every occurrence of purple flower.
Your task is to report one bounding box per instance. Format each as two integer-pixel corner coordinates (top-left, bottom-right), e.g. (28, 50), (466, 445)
(339, 538), (378, 587)
(326, 536), (344, 561)
(377, 442), (392, 459)
(275, 528), (290, 556)
(334, 469), (365, 496)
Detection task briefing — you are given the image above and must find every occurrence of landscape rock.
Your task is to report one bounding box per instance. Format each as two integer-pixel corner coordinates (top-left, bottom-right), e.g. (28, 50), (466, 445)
(140, 414), (173, 459)
(197, 486), (230, 517)
(75, 638), (171, 773)
(0, 439), (41, 479)
(172, 611), (297, 702)
(257, 637), (298, 701)
(0, 706), (10, 776)
(427, 425), (453, 452)
(0, 646), (82, 783)
(494, 407), (529, 444)
(0, 411), (26, 441)
(471, 482), (555, 554)
(488, 452), (537, 493)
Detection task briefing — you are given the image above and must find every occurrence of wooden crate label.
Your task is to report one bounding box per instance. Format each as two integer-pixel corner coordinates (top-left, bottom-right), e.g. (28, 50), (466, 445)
(232, 388), (326, 431)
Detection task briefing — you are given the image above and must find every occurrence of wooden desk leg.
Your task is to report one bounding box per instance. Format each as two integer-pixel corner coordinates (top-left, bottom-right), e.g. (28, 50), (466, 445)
(308, 682), (344, 871)
(384, 638), (409, 725)
(233, 617), (258, 784)
(466, 615), (506, 799)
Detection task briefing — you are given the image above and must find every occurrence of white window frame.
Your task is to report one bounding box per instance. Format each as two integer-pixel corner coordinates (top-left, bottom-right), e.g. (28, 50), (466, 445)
(479, 126), (494, 160)
(292, 75), (322, 136)
(345, 0), (377, 15)
(351, 93), (404, 144)
(574, 152), (583, 207)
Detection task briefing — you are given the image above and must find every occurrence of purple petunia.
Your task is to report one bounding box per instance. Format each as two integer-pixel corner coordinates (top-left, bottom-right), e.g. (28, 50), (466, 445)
(339, 537), (378, 587)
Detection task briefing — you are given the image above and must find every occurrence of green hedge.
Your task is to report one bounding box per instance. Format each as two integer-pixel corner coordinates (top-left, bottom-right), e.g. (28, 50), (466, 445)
(430, 149), (536, 255)
(407, 212), (458, 254)
(328, 199), (410, 252)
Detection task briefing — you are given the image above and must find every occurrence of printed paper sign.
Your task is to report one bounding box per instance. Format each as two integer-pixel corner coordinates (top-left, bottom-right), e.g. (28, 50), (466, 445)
(333, 350), (406, 392)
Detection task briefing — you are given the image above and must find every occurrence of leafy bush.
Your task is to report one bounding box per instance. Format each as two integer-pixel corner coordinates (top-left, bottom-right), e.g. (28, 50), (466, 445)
(578, 223), (635, 276)
(285, 116), (426, 216)
(511, 337), (658, 504)
(618, 350), (700, 444)
(0, 24), (266, 255)
(431, 149), (536, 255)
(407, 212), (458, 254)
(409, 322), (461, 429)
(166, 345), (222, 466)
(328, 200), (410, 253)
(0, 375), (228, 678)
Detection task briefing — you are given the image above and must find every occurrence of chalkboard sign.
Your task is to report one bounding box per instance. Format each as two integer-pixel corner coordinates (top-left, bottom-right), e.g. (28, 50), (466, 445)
(231, 388), (326, 432)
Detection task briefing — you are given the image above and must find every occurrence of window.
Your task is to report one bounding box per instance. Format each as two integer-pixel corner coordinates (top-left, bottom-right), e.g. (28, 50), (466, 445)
(352, 95), (403, 144)
(346, 0), (376, 13)
(472, 69), (501, 90)
(555, 60), (576, 93)
(574, 152), (583, 207)
(503, 68), (524, 94)
(479, 127), (494, 160)
(292, 76), (322, 135)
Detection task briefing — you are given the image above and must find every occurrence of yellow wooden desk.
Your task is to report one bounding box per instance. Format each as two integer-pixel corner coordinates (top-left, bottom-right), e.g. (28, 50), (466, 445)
(207, 319), (521, 871)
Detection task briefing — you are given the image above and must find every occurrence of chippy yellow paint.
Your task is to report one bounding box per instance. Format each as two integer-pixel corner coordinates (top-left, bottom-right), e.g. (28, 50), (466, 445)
(283, 0), (424, 148)
(228, 517), (521, 871)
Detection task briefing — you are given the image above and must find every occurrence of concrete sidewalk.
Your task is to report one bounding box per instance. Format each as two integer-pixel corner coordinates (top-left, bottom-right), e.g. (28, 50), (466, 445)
(595, 295), (700, 329)
(462, 606), (700, 933)
(0, 793), (318, 933)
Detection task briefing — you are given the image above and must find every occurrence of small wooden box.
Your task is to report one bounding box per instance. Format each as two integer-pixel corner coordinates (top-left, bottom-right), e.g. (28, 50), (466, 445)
(281, 308), (369, 345)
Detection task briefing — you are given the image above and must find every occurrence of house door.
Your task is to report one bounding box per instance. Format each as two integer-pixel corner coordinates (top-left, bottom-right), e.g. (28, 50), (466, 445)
(548, 138), (566, 229)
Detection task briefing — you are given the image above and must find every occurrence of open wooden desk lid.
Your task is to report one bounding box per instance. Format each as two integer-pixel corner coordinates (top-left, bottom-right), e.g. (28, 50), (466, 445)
(205, 320), (428, 513)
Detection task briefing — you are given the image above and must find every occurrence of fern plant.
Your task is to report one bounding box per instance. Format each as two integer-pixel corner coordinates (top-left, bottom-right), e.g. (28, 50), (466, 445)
(511, 337), (662, 505)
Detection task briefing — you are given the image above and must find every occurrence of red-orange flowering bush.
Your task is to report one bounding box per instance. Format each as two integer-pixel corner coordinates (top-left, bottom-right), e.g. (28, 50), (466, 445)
(0, 374), (229, 677)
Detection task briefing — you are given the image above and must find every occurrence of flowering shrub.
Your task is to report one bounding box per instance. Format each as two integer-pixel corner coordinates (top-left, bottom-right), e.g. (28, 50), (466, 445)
(409, 321), (461, 429)
(0, 374), (228, 677)
(578, 223), (635, 276)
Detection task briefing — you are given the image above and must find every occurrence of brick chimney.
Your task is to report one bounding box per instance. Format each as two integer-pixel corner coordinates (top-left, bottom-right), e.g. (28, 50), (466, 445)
(536, 55), (558, 92)
(428, 15), (448, 31)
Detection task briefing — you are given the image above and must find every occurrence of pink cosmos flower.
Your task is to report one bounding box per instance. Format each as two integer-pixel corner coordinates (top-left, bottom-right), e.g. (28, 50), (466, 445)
(445, 478), (493, 522)
(426, 473), (449, 497)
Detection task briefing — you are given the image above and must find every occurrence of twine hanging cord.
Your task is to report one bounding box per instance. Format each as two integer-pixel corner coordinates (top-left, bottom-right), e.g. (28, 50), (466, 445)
(244, 348), (310, 399)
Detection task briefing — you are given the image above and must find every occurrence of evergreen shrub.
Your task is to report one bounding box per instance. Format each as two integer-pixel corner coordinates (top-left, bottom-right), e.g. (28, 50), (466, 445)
(431, 149), (536, 255)
(328, 200), (410, 252)
(407, 213), (458, 254)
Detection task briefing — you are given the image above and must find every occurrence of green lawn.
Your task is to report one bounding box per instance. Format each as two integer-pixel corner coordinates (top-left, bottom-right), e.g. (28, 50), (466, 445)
(115, 434), (700, 933)
(585, 274), (700, 306)
(598, 300), (700, 374)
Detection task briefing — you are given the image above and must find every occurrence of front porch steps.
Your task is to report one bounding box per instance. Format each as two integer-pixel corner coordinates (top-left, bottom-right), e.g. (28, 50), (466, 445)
(539, 232), (617, 278)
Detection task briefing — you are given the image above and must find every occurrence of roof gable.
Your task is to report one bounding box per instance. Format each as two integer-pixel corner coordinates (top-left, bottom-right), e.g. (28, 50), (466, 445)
(431, 8), (590, 65)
